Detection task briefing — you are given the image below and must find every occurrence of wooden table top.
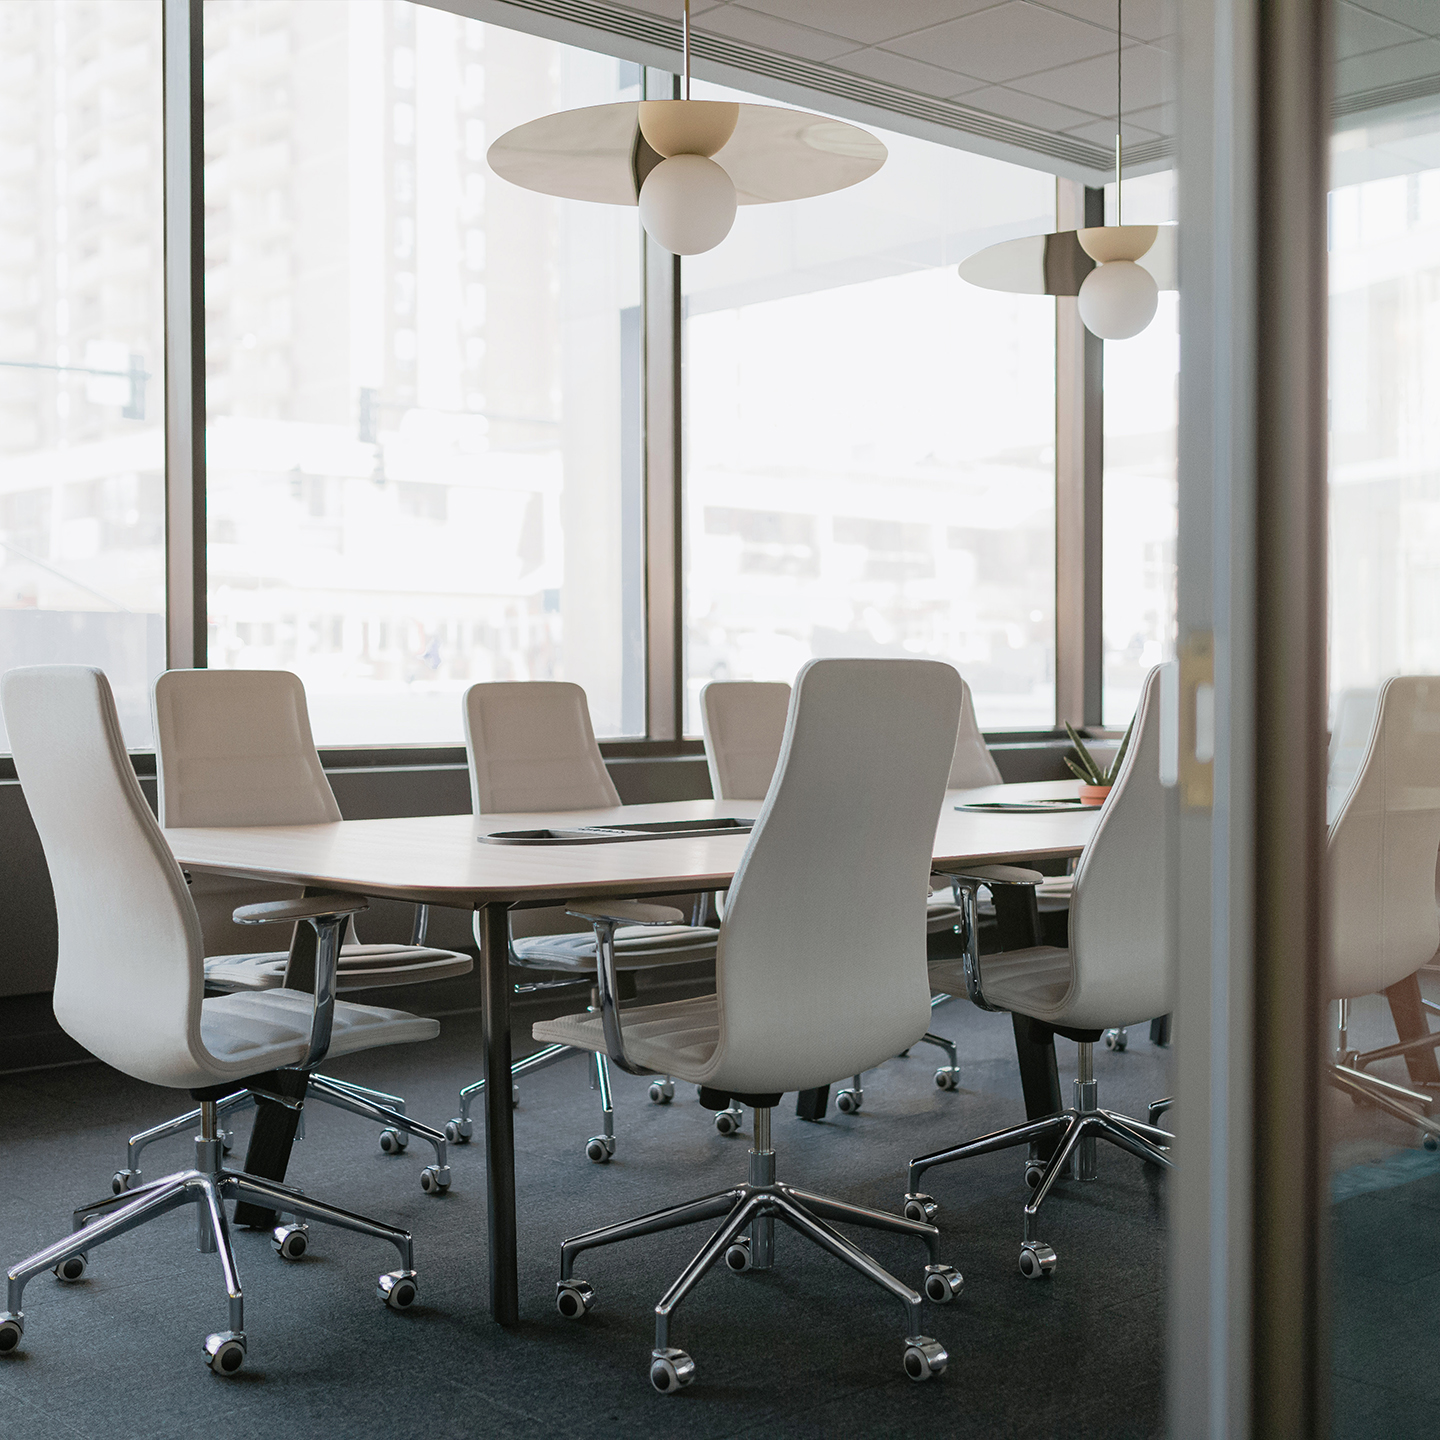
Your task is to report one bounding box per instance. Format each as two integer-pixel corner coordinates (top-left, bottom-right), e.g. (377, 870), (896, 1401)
(166, 780), (1099, 908)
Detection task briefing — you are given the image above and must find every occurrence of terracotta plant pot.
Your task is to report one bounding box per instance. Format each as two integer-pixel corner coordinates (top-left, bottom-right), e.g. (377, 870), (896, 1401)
(1078, 783), (1112, 806)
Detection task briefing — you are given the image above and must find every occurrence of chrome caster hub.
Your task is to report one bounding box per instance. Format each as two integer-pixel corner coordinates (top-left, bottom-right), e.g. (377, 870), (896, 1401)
(377, 1270), (418, 1310)
(650, 1347), (695, 1393)
(724, 1237), (753, 1273)
(0, 1313), (23, 1354)
(923, 1263), (963, 1303)
(1103, 1027), (1128, 1052)
(585, 1135), (616, 1164)
(556, 1280), (594, 1319)
(835, 1087), (863, 1115)
(444, 1118), (472, 1145)
(378, 1127), (409, 1155)
(933, 1068), (959, 1092)
(903, 1193), (939, 1223)
(111, 1170), (134, 1196)
(1024, 1160), (1046, 1189)
(713, 1107), (742, 1137)
(648, 1079), (675, 1105)
(419, 1164), (451, 1194)
(272, 1223), (309, 1261)
(1019, 1241), (1057, 1280)
(203, 1330), (246, 1375)
(903, 1336), (947, 1381)
(53, 1254), (87, 1283)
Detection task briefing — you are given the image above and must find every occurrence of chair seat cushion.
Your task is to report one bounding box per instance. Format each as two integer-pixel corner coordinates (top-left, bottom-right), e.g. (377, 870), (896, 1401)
(198, 988), (440, 1074)
(204, 944), (472, 994)
(511, 925), (718, 973)
(928, 945), (1076, 1022)
(532, 994), (720, 1078)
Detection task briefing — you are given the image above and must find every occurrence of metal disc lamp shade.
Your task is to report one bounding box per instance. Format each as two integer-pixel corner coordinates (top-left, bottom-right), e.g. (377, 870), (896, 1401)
(956, 0), (1171, 340)
(486, 1), (886, 256)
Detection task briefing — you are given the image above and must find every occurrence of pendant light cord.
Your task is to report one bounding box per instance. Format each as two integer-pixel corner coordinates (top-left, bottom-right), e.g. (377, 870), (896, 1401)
(683, 0), (690, 99)
(1115, 0), (1122, 224)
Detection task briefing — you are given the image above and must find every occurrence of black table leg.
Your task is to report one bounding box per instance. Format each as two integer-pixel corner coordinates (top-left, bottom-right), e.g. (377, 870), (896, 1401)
(478, 902), (519, 1326)
(1150, 1013), (1173, 1047)
(795, 1086), (829, 1121)
(233, 1069), (309, 1228)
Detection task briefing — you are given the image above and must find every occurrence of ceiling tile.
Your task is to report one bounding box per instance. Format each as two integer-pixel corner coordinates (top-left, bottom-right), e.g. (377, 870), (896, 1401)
(723, 0), (1000, 48)
(1122, 99), (1176, 135)
(960, 84), (1100, 131)
(1008, 42), (1172, 115)
(693, 4), (862, 62)
(1335, 37), (1440, 95)
(1336, 2), (1425, 59)
(834, 46), (987, 98)
(1063, 116), (1159, 145)
(1344, 2), (1440, 39)
(1026, 0), (1176, 46)
(885, 1), (1116, 84)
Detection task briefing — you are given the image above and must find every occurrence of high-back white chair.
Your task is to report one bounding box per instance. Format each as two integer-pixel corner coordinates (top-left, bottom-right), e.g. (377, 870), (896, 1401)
(126, 668), (469, 1194)
(947, 677), (1004, 789)
(909, 664), (1176, 1281)
(1326, 677), (1440, 1144)
(0, 665), (436, 1374)
(534, 657), (964, 1391)
(449, 680), (720, 1162)
(1327, 684), (1381, 824)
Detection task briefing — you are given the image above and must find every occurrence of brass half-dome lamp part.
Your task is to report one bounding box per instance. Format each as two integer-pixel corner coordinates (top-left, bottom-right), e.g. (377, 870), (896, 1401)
(487, 0), (886, 255)
(958, 0), (1173, 339)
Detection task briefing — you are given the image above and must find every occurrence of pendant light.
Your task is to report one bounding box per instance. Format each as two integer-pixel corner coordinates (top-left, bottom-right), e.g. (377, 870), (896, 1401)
(957, 0), (1172, 340)
(487, 0), (887, 256)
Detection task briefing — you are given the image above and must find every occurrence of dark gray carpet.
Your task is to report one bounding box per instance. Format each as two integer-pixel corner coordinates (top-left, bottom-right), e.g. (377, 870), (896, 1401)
(0, 994), (1170, 1439)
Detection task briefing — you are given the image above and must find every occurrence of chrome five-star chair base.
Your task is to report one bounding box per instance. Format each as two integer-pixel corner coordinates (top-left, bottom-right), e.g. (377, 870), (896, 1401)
(0, 1101), (418, 1376)
(904, 1042), (1174, 1280)
(1327, 997), (1440, 1149)
(554, 1106), (959, 1392)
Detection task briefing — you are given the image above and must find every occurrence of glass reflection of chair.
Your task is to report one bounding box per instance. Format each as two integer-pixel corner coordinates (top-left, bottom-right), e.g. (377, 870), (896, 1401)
(448, 681), (719, 1163)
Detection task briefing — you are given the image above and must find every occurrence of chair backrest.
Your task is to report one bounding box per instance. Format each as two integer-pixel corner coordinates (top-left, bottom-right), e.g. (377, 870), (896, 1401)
(700, 681), (792, 801)
(1329, 675), (1440, 1000)
(2, 666), (209, 1087)
(702, 658), (960, 1095)
(463, 681), (620, 814)
(1327, 685), (1380, 824)
(1065, 665), (1174, 1029)
(153, 668), (342, 828)
(947, 677), (1004, 788)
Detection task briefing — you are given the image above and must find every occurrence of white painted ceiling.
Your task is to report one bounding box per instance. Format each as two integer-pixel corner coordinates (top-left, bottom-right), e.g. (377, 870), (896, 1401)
(454, 0), (1440, 182)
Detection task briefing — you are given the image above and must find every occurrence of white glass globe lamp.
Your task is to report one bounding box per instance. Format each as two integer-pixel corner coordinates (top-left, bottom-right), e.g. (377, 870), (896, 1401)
(1076, 260), (1159, 341)
(638, 154), (737, 255)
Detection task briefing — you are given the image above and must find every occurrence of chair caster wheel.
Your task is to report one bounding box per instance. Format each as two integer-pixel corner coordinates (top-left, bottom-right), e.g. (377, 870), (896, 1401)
(444, 1119), (472, 1145)
(923, 1264), (963, 1303)
(378, 1127), (409, 1155)
(556, 1280), (593, 1319)
(1425, 1133), (1439, 1152)
(648, 1080), (675, 1105)
(713, 1107), (742, 1137)
(378, 1270), (418, 1310)
(272, 1223), (309, 1261)
(220, 1131), (234, 1156)
(585, 1136), (616, 1163)
(203, 1330), (246, 1375)
(836, 1088), (863, 1115)
(1019, 1241), (1057, 1279)
(903, 1335), (948, 1381)
(724, 1237), (753, 1273)
(111, 1170), (134, 1196)
(1103, 1027), (1128, 1052)
(420, 1165), (451, 1194)
(650, 1347), (695, 1393)
(933, 1068), (959, 1092)
(0, 1313), (23, 1354)
(1024, 1160), (1046, 1189)
(53, 1254), (87, 1283)
(903, 1193), (938, 1223)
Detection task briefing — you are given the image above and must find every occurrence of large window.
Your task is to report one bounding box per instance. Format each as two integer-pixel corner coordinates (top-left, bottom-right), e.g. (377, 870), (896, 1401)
(0, 1), (165, 751)
(682, 86), (1056, 732)
(202, 1), (643, 745)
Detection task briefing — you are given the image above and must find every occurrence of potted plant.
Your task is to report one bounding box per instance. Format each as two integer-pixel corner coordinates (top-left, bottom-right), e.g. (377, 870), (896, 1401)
(1064, 712), (1135, 805)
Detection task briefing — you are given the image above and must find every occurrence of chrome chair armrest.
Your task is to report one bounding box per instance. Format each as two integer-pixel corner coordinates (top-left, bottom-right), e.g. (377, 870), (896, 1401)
(563, 900), (687, 928)
(932, 866), (1043, 1013)
(410, 903), (430, 946)
(234, 894), (367, 1068)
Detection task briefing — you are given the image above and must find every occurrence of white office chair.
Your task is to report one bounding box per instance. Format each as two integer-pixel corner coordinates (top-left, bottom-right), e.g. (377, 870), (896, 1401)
(1327, 676), (1440, 1142)
(700, 675), (997, 1100)
(112, 668), (469, 1195)
(0, 666), (434, 1376)
(448, 681), (720, 1162)
(538, 657), (964, 1392)
(907, 664), (1176, 1280)
(1327, 684), (1380, 824)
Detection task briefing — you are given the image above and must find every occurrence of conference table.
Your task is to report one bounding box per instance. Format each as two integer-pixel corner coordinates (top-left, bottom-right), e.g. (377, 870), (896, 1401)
(166, 779), (1100, 1326)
